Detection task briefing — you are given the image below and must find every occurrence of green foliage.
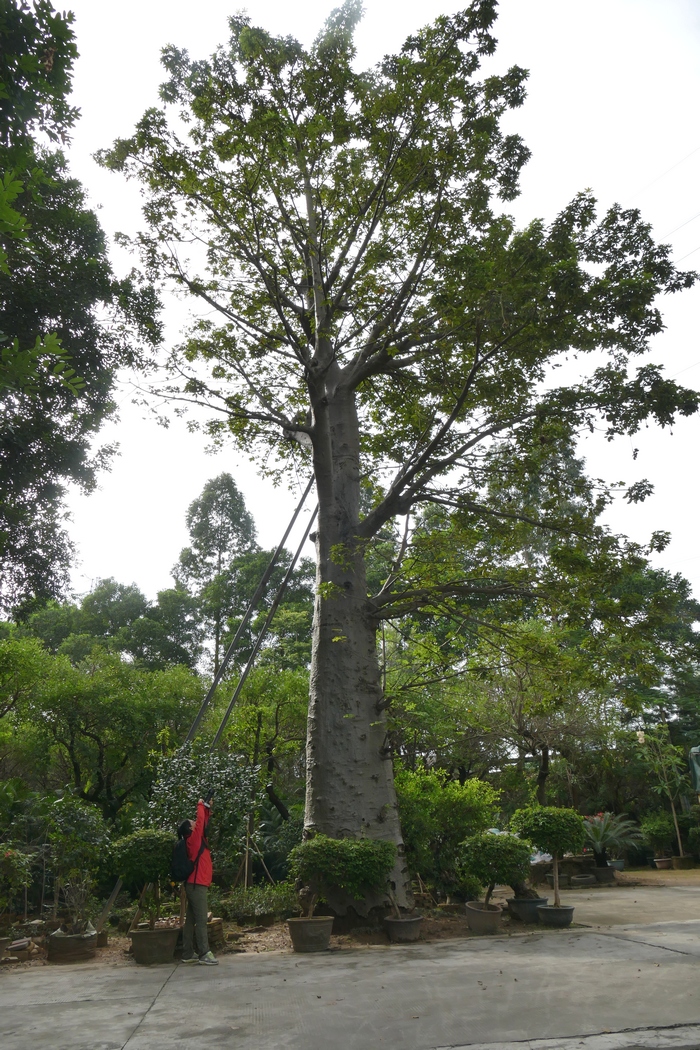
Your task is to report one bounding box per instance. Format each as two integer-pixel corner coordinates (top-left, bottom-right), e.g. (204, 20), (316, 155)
(144, 742), (257, 881)
(47, 793), (110, 877)
(288, 835), (396, 906)
(458, 832), (532, 904)
(0, 844), (33, 921)
(583, 812), (642, 860)
(111, 828), (173, 889)
(640, 812), (675, 857)
(395, 767), (498, 897)
(511, 806), (585, 859)
(219, 882), (299, 923)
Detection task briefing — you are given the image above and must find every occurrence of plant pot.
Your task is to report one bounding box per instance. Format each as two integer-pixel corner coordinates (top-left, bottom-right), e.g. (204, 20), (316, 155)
(546, 873), (570, 889)
(384, 916), (423, 943)
(537, 905), (575, 928)
(287, 916), (334, 953)
(96, 930), (109, 948)
(0, 936), (11, 956)
(570, 874), (596, 888)
(672, 856), (695, 870)
(609, 859), (625, 871)
(654, 857), (673, 870)
(130, 927), (179, 965)
(507, 898), (548, 924)
(48, 929), (97, 964)
(465, 901), (502, 935)
(593, 866), (616, 884)
(207, 917), (225, 949)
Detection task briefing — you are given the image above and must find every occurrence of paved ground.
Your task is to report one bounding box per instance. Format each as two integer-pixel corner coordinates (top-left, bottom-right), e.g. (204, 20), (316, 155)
(3, 886), (700, 1050)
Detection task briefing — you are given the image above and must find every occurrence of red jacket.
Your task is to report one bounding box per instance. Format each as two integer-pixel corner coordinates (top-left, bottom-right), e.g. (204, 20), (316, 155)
(186, 801), (212, 886)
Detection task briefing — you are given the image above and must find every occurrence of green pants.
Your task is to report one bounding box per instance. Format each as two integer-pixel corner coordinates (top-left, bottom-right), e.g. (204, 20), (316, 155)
(183, 883), (209, 958)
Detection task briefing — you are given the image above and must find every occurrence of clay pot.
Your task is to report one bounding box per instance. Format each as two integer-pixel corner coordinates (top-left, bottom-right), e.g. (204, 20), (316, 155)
(465, 901), (502, 935)
(384, 916), (423, 943)
(507, 898), (548, 924)
(130, 927), (179, 965)
(593, 867), (616, 884)
(570, 875), (596, 888)
(48, 930), (97, 964)
(672, 856), (695, 870)
(0, 936), (11, 956)
(654, 857), (673, 870)
(96, 930), (109, 948)
(537, 905), (575, 928)
(287, 916), (334, 953)
(546, 873), (571, 889)
(609, 859), (625, 871)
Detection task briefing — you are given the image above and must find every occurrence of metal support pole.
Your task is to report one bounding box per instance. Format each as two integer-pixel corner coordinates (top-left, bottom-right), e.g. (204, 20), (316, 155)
(185, 477), (314, 743)
(210, 505), (318, 748)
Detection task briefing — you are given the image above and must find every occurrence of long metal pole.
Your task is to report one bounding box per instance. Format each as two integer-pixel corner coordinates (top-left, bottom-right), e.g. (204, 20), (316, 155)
(210, 505), (318, 748)
(185, 477), (314, 743)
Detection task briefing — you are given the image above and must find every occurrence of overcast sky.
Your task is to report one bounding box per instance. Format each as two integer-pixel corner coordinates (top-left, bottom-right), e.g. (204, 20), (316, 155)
(61, 0), (700, 600)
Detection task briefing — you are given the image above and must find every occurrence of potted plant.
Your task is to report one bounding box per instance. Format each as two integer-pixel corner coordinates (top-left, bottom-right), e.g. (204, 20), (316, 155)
(636, 728), (692, 867)
(640, 812), (675, 870)
(511, 807), (585, 927)
(112, 828), (179, 965)
(46, 795), (109, 963)
(459, 833), (532, 934)
(288, 835), (398, 951)
(583, 812), (642, 883)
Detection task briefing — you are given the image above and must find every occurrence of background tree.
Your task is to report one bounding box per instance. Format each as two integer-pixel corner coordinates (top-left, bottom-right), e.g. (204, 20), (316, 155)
(97, 0), (697, 907)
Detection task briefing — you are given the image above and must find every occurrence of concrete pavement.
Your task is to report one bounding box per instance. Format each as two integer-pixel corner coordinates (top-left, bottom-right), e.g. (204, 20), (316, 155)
(2, 887), (700, 1050)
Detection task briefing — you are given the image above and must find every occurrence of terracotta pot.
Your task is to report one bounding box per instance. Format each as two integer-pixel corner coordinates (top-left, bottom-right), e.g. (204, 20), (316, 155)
(96, 930), (109, 948)
(507, 898), (548, 924)
(672, 856), (695, 870)
(654, 857), (673, 869)
(287, 916), (334, 953)
(130, 927), (179, 965)
(465, 901), (502, 935)
(537, 905), (575, 928)
(384, 916), (423, 943)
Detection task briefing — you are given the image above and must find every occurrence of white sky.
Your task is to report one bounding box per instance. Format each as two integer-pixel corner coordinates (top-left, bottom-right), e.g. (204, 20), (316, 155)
(62, 0), (700, 600)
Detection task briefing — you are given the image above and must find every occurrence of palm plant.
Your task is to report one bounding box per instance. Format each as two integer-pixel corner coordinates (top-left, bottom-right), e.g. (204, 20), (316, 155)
(583, 813), (642, 867)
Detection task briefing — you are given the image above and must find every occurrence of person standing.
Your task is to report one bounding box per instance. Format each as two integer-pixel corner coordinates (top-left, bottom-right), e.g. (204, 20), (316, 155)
(179, 796), (218, 965)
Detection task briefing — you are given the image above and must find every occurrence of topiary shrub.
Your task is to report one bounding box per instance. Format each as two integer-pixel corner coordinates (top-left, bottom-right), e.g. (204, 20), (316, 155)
(112, 828), (174, 928)
(395, 768), (498, 900)
(288, 836), (396, 917)
(458, 833), (532, 906)
(511, 806), (585, 907)
(640, 812), (675, 858)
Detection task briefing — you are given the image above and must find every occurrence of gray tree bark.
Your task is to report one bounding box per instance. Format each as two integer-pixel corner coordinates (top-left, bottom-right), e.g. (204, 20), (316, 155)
(303, 377), (412, 913)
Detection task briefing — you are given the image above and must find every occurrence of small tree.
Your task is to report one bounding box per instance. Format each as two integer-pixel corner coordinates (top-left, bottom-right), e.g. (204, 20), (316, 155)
(112, 828), (174, 929)
(636, 727), (690, 858)
(288, 836), (396, 917)
(583, 813), (642, 868)
(640, 812), (675, 859)
(511, 806), (585, 907)
(0, 845), (33, 929)
(459, 833), (532, 906)
(47, 794), (110, 930)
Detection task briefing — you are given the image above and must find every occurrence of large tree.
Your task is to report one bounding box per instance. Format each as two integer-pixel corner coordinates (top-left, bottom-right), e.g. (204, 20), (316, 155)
(0, 0), (160, 612)
(101, 2), (698, 906)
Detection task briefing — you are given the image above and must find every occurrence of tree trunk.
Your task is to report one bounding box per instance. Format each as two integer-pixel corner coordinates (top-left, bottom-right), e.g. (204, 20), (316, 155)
(553, 852), (560, 908)
(670, 797), (685, 858)
(305, 385), (411, 913)
(536, 746), (550, 805)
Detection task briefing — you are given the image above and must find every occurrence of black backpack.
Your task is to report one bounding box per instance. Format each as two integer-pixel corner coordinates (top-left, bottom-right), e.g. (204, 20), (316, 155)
(171, 835), (207, 882)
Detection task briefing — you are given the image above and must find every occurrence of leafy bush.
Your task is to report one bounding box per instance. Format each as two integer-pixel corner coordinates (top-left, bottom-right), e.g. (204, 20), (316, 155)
(288, 836), (396, 916)
(640, 812), (675, 857)
(142, 742), (257, 881)
(511, 806), (585, 906)
(395, 768), (498, 898)
(583, 813), (642, 866)
(458, 833), (532, 905)
(688, 826), (700, 858)
(219, 882), (300, 923)
(0, 845), (33, 925)
(112, 828), (175, 928)
(47, 793), (110, 877)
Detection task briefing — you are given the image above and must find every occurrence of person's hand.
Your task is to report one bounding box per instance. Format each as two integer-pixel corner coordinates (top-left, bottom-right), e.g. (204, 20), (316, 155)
(198, 798), (204, 806)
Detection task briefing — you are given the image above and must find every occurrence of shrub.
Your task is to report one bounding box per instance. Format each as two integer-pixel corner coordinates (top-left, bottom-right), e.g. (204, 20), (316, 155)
(0, 846), (33, 926)
(511, 806), (585, 906)
(112, 828), (174, 927)
(219, 882), (300, 923)
(288, 836), (396, 916)
(583, 813), (642, 867)
(395, 768), (498, 899)
(640, 812), (675, 857)
(459, 833), (532, 905)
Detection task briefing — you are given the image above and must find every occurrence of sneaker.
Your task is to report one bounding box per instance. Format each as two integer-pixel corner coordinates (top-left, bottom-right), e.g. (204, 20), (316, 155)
(198, 951), (218, 966)
(180, 955), (199, 964)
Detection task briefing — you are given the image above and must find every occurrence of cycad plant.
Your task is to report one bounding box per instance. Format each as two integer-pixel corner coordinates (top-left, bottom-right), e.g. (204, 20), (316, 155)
(583, 813), (642, 868)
